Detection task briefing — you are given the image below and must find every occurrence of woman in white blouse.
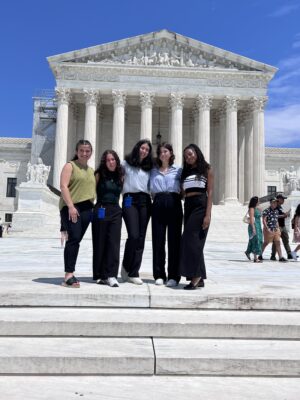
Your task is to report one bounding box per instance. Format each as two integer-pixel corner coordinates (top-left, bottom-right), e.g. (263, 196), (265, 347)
(121, 139), (153, 285)
(150, 143), (182, 287)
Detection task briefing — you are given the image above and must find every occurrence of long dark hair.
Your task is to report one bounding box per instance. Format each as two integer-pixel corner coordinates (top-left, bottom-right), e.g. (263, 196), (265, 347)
(181, 143), (210, 182)
(71, 139), (93, 161)
(294, 204), (300, 217)
(156, 142), (175, 167)
(95, 150), (124, 185)
(248, 196), (259, 209)
(125, 139), (153, 171)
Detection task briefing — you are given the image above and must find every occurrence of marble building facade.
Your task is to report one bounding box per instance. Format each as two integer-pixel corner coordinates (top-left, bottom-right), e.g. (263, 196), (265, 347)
(40, 30), (276, 205)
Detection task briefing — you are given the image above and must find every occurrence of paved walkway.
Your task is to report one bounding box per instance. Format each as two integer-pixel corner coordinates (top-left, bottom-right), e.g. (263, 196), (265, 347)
(0, 236), (299, 309)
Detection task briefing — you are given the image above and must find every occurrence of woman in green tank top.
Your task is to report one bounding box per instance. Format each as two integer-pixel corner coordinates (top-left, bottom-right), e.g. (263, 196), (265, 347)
(60, 140), (96, 288)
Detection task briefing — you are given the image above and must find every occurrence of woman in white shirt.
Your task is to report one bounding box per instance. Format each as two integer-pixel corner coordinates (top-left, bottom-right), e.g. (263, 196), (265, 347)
(121, 139), (153, 285)
(150, 143), (182, 287)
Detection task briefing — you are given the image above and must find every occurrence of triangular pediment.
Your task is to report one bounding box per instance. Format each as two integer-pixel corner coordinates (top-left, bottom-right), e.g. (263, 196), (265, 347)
(48, 29), (276, 74)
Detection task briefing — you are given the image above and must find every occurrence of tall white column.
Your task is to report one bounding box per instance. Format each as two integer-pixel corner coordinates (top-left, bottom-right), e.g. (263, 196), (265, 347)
(244, 107), (254, 203)
(251, 96), (268, 197)
(238, 110), (246, 204)
(96, 103), (103, 166)
(224, 96), (239, 204)
(194, 95), (213, 161)
(169, 93), (185, 166)
(218, 107), (226, 204)
(140, 92), (155, 140)
(53, 88), (71, 190)
(84, 89), (100, 169)
(211, 110), (219, 204)
(112, 90), (127, 161)
(67, 103), (79, 162)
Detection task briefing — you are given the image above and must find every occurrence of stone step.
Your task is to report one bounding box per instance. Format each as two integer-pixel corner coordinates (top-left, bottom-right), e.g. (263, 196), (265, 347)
(0, 337), (299, 377)
(1, 308), (300, 339)
(1, 280), (300, 310)
(0, 337), (154, 375)
(0, 376), (299, 400)
(154, 338), (300, 376)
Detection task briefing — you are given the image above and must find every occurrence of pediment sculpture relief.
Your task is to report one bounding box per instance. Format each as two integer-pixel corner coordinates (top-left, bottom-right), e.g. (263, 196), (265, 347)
(86, 41), (245, 70)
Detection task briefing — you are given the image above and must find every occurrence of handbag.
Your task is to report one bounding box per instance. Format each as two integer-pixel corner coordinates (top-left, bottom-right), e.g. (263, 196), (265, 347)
(243, 212), (250, 224)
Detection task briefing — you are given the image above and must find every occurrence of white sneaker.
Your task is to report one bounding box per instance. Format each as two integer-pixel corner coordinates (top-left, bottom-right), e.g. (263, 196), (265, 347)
(166, 279), (178, 287)
(291, 251), (298, 261)
(128, 277), (143, 285)
(155, 278), (164, 286)
(107, 277), (119, 287)
(121, 266), (128, 282)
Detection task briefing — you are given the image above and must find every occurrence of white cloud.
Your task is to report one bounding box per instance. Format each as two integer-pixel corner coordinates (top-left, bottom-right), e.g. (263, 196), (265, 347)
(268, 4), (299, 17)
(266, 53), (300, 147)
(265, 104), (300, 147)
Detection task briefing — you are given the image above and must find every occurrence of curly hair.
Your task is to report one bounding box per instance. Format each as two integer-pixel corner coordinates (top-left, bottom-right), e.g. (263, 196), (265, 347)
(125, 139), (153, 171)
(71, 139), (93, 161)
(180, 143), (210, 182)
(95, 150), (124, 185)
(155, 142), (175, 167)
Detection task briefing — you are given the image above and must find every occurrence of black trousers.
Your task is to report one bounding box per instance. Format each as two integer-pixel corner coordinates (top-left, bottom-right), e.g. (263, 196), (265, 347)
(92, 203), (122, 280)
(60, 201), (93, 273)
(122, 192), (151, 277)
(152, 193), (183, 282)
(180, 194), (208, 279)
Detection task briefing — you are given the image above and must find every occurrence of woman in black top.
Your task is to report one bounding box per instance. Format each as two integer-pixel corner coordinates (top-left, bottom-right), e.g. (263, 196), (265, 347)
(179, 144), (213, 290)
(92, 150), (124, 287)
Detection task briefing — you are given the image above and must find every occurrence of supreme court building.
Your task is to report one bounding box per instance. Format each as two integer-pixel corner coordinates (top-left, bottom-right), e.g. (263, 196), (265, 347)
(34, 30), (277, 205)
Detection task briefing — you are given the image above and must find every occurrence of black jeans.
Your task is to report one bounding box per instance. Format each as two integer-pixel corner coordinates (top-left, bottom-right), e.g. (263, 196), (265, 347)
(92, 203), (122, 280)
(122, 192), (151, 277)
(152, 193), (183, 282)
(60, 201), (93, 273)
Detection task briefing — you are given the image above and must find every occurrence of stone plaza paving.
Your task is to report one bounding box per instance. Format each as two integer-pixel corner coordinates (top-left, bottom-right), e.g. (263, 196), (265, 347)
(0, 235), (300, 399)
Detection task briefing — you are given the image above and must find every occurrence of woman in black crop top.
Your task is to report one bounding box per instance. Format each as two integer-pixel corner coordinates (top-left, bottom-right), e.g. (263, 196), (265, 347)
(179, 144), (213, 290)
(92, 150), (124, 287)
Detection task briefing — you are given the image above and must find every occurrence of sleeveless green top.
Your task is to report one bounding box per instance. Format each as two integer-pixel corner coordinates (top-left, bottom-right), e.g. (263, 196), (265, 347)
(59, 161), (96, 210)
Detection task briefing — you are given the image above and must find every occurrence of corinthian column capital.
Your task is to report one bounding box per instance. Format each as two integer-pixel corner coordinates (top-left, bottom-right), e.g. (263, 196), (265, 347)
(169, 93), (185, 110)
(55, 88), (71, 106)
(224, 96), (240, 112)
(139, 92), (155, 109)
(83, 89), (100, 106)
(250, 96), (268, 111)
(196, 94), (213, 111)
(112, 90), (127, 107)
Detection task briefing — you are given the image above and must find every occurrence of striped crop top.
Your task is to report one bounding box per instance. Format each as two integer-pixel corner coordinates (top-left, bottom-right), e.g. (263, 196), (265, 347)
(182, 170), (207, 194)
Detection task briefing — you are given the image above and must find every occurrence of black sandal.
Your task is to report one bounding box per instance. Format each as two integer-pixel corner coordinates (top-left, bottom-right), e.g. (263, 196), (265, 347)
(62, 276), (80, 288)
(197, 278), (205, 287)
(184, 281), (198, 290)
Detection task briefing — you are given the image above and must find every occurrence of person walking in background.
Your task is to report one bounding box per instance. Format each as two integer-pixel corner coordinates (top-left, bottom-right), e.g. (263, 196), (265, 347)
(0, 218), (3, 238)
(92, 150), (124, 287)
(245, 196), (263, 263)
(121, 139), (153, 285)
(179, 144), (213, 290)
(270, 194), (292, 260)
(291, 204), (300, 261)
(60, 139), (96, 288)
(150, 142), (183, 287)
(261, 198), (288, 262)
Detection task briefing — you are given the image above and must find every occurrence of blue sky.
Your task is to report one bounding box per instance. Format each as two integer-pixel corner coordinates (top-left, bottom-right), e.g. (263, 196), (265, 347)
(1, 0), (300, 147)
